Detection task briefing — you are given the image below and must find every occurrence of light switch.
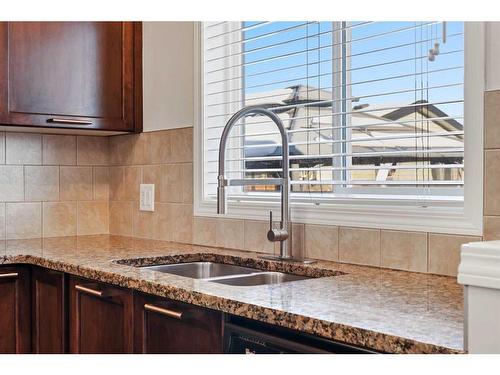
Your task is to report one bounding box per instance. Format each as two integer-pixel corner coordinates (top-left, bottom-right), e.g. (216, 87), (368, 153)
(139, 184), (155, 212)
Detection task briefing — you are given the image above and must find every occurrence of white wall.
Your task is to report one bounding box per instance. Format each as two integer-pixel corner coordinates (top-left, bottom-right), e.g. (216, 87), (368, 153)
(486, 22), (500, 91)
(142, 22), (195, 132)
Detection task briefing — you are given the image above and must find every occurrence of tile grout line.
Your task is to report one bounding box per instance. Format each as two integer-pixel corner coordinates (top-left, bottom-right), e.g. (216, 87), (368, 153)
(379, 228), (382, 268)
(75, 137), (80, 235)
(92, 166), (95, 201)
(337, 226), (340, 261)
(23, 165), (26, 202)
(2, 132), (5, 164)
(1, 203), (5, 240)
(40, 198), (44, 238)
(426, 232), (430, 273)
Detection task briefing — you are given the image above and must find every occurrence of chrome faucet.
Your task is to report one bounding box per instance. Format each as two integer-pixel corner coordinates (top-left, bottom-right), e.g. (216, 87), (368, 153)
(217, 106), (315, 263)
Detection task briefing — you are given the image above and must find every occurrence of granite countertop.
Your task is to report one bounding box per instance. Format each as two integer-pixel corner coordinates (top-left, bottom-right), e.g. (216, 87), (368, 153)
(0, 235), (464, 354)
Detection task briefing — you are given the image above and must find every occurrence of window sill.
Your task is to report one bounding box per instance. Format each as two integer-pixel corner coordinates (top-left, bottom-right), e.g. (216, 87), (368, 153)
(195, 197), (481, 236)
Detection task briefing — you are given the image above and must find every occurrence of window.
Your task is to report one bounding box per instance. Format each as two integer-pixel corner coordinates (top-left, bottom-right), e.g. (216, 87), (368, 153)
(195, 22), (484, 235)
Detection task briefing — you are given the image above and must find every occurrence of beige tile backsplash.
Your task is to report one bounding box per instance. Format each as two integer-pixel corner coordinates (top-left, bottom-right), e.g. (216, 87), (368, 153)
(339, 227), (381, 267)
(380, 230), (428, 273)
(0, 203), (5, 239)
(0, 166), (24, 202)
(42, 135), (77, 165)
(123, 166), (141, 201)
(0, 131), (109, 238)
(428, 233), (482, 277)
(244, 220), (275, 254)
(77, 201), (109, 235)
(133, 204), (157, 239)
(192, 216), (217, 247)
(171, 204), (194, 243)
(484, 149), (500, 216)
(483, 215), (500, 240)
(154, 203), (173, 241)
(7, 85), (500, 279)
(109, 201), (134, 237)
(93, 167), (110, 201)
(42, 202), (77, 237)
(25, 166), (60, 201)
(149, 130), (171, 164)
(484, 90), (500, 150)
(60, 166), (93, 201)
(304, 224), (339, 262)
(215, 218), (245, 250)
(6, 202), (42, 239)
(77, 136), (109, 166)
(6, 133), (42, 165)
(0, 133), (4, 164)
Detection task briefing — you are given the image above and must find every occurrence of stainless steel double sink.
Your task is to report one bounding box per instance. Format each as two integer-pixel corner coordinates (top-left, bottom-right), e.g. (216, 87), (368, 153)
(142, 261), (311, 286)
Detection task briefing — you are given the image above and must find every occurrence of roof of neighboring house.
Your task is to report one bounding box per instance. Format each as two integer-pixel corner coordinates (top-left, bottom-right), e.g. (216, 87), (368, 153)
(243, 85), (463, 162)
(382, 99), (463, 132)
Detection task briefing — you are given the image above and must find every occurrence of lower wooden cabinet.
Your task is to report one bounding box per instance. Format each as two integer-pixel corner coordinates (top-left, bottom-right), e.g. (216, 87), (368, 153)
(31, 267), (67, 353)
(0, 266), (31, 353)
(1, 267), (224, 354)
(133, 292), (223, 353)
(69, 276), (134, 354)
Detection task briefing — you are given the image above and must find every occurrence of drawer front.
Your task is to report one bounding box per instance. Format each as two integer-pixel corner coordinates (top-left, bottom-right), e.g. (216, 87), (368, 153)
(134, 293), (223, 354)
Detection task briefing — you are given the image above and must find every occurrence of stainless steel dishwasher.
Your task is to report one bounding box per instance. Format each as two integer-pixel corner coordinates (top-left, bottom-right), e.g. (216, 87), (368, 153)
(223, 316), (377, 354)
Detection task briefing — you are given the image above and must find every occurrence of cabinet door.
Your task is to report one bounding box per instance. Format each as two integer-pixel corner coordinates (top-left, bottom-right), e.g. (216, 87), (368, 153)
(69, 277), (133, 353)
(0, 22), (142, 132)
(134, 293), (223, 354)
(0, 266), (31, 353)
(31, 267), (67, 353)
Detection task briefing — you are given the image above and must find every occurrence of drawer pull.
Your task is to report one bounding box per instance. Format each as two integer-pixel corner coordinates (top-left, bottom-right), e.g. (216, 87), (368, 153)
(0, 272), (18, 279)
(75, 284), (104, 297)
(48, 118), (93, 125)
(144, 303), (183, 320)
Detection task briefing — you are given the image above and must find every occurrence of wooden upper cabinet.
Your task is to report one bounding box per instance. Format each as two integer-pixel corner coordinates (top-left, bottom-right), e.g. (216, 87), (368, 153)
(0, 22), (142, 133)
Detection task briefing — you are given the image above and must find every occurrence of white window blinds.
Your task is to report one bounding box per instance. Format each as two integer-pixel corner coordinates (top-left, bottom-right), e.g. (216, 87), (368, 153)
(201, 21), (464, 205)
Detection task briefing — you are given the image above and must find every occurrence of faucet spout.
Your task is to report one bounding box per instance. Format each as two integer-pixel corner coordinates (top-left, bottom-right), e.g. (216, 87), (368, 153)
(216, 106), (314, 263)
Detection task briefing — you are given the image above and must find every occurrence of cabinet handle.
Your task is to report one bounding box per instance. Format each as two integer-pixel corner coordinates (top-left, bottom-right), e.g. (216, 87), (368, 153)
(0, 272), (18, 279)
(75, 284), (104, 297)
(48, 118), (93, 125)
(144, 303), (183, 320)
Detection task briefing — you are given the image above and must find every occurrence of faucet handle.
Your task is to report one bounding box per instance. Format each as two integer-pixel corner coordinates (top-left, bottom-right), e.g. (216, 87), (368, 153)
(267, 210), (288, 242)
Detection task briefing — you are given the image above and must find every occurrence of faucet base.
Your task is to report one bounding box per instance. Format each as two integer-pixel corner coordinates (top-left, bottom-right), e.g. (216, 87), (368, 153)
(259, 255), (317, 264)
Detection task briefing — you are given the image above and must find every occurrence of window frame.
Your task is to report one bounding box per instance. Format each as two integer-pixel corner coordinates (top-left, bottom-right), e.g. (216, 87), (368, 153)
(194, 21), (484, 236)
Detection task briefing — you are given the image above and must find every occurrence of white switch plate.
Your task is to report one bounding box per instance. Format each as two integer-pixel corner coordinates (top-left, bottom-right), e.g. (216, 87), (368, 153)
(139, 184), (155, 212)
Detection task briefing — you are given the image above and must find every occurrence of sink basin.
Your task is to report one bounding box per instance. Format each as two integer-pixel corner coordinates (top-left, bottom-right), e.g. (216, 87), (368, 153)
(137, 260), (316, 286)
(209, 272), (311, 286)
(141, 261), (263, 279)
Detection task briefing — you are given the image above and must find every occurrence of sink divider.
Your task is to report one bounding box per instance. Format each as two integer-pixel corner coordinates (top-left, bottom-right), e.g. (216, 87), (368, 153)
(200, 271), (277, 283)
